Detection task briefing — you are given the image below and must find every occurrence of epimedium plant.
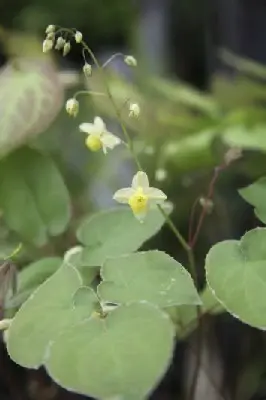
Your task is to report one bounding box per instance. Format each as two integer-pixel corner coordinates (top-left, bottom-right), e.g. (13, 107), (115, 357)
(0, 25), (265, 400)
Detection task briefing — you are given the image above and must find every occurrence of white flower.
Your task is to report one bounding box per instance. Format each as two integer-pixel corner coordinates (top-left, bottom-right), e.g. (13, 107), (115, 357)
(113, 171), (167, 221)
(45, 25), (55, 34)
(75, 31), (83, 43)
(79, 117), (122, 154)
(63, 41), (71, 56)
(55, 36), (66, 50)
(129, 103), (140, 118)
(42, 39), (53, 53)
(65, 98), (79, 117)
(83, 62), (92, 77)
(124, 55), (137, 67)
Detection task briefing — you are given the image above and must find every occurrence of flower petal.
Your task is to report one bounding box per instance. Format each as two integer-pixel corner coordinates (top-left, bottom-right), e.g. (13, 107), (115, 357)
(132, 171), (149, 189)
(101, 132), (121, 149)
(145, 187), (167, 204)
(79, 123), (96, 134)
(132, 209), (147, 223)
(113, 188), (135, 203)
(94, 117), (106, 131)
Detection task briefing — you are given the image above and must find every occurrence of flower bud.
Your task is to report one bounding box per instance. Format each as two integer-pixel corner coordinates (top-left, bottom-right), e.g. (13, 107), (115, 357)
(65, 98), (79, 117)
(129, 102), (140, 118)
(199, 197), (214, 214)
(55, 36), (66, 50)
(63, 41), (71, 56)
(45, 25), (55, 34)
(224, 147), (242, 166)
(46, 32), (55, 41)
(75, 31), (83, 43)
(83, 62), (92, 77)
(42, 39), (53, 53)
(155, 168), (167, 182)
(124, 55), (137, 67)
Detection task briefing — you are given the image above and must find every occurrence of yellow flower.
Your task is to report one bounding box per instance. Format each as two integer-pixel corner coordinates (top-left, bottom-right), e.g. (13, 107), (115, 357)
(113, 171), (167, 221)
(79, 117), (121, 154)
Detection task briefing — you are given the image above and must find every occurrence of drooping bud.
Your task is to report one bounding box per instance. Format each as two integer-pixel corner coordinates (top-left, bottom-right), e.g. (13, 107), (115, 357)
(55, 36), (66, 51)
(129, 102), (140, 118)
(43, 39), (53, 53)
(63, 41), (71, 56)
(124, 55), (137, 67)
(83, 63), (92, 77)
(65, 98), (79, 117)
(75, 31), (83, 43)
(45, 25), (55, 34)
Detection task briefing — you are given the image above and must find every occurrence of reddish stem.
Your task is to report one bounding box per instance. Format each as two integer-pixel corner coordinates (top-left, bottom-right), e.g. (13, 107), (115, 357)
(190, 164), (226, 249)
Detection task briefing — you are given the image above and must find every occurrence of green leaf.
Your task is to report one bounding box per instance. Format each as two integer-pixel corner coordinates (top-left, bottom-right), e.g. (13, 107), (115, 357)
(18, 257), (62, 292)
(239, 177), (266, 224)
(98, 251), (201, 307)
(7, 264), (99, 368)
(206, 228), (266, 329)
(0, 147), (71, 246)
(0, 58), (63, 157)
(222, 125), (266, 151)
(46, 302), (175, 400)
(77, 206), (171, 267)
(64, 246), (98, 286)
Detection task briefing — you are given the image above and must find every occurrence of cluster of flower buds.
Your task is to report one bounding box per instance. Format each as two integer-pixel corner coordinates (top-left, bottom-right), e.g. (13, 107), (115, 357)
(43, 25), (83, 57)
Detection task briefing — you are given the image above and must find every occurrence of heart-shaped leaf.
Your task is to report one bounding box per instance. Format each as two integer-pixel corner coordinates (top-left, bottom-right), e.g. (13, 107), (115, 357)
(7, 264), (98, 368)
(76, 206), (171, 267)
(0, 147), (71, 246)
(0, 58), (63, 157)
(239, 177), (266, 224)
(98, 251), (201, 307)
(46, 302), (175, 400)
(206, 228), (266, 329)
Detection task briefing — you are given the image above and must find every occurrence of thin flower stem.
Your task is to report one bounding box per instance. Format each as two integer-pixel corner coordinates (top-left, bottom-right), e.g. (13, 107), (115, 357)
(74, 90), (107, 99)
(102, 52), (124, 68)
(190, 164), (226, 248)
(77, 39), (198, 284)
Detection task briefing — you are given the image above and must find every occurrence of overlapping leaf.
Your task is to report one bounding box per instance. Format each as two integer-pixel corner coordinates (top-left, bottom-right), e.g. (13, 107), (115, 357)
(46, 302), (175, 400)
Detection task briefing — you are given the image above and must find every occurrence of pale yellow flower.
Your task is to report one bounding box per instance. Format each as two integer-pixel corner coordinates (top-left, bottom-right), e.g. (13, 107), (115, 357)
(79, 117), (121, 154)
(113, 171), (167, 221)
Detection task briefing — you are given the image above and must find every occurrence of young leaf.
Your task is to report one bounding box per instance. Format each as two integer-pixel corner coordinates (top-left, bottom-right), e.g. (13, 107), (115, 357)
(206, 228), (266, 329)
(76, 206), (171, 267)
(46, 302), (175, 400)
(0, 58), (63, 157)
(239, 177), (266, 224)
(7, 264), (98, 368)
(0, 147), (71, 246)
(98, 251), (201, 307)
